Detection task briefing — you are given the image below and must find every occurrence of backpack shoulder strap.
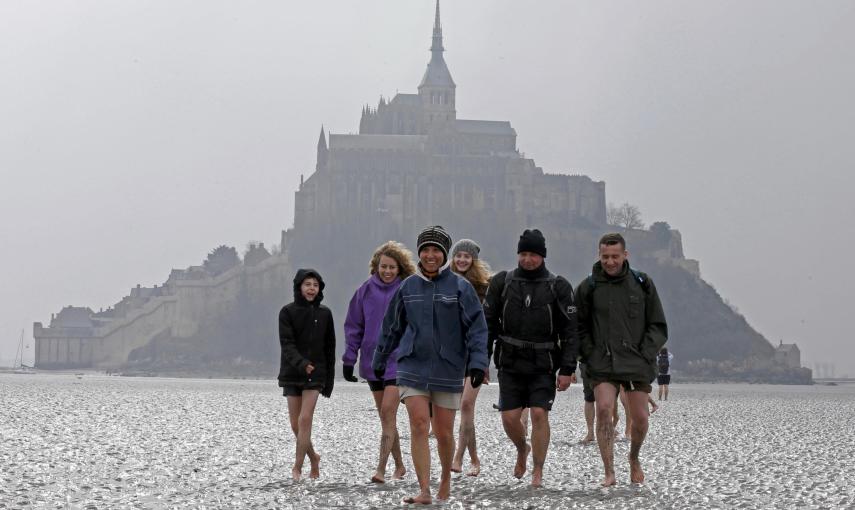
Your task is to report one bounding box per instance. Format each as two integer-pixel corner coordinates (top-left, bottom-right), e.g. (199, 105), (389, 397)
(629, 268), (652, 295)
(545, 271), (559, 301)
(500, 269), (515, 301)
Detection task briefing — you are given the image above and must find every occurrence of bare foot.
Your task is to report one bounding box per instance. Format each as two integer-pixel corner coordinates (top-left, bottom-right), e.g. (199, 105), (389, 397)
(309, 452), (320, 479)
(513, 444), (531, 479)
(370, 472), (385, 484)
(650, 402), (659, 413)
(402, 493), (432, 505)
(291, 466), (302, 481)
(601, 471), (617, 487)
(578, 435), (594, 445)
(629, 458), (645, 484)
(531, 467), (543, 488)
(437, 479), (451, 500)
(450, 459), (463, 473)
(466, 462), (481, 477)
(392, 466), (406, 480)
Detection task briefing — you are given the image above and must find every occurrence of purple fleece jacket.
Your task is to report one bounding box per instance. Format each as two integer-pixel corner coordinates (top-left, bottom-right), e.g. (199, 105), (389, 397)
(343, 273), (401, 380)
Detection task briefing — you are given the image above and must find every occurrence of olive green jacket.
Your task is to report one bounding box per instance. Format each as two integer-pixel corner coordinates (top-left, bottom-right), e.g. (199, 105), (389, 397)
(576, 261), (668, 382)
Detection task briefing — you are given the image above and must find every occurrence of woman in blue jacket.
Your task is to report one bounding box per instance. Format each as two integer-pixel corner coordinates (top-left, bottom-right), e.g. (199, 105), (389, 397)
(372, 225), (488, 505)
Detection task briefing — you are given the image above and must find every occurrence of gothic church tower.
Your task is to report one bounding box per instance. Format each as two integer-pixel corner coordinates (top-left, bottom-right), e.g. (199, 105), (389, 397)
(418, 1), (456, 128)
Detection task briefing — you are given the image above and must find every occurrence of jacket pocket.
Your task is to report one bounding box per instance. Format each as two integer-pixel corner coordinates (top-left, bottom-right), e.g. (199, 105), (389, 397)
(628, 295), (641, 319)
(439, 342), (464, 366)
(397, 329), (416, 359)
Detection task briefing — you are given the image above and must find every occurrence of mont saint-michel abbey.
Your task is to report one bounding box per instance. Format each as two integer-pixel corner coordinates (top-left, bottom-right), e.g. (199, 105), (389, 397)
(290, 3), (605, 256)
(33, 3), (807, 382)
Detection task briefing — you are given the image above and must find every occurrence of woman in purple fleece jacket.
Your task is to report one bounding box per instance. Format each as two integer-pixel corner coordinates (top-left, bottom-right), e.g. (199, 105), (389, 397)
(343, 241), (416, 484)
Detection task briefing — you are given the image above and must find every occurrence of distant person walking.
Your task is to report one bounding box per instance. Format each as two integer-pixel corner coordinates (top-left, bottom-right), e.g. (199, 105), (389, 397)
(277, 269), (336, 480)
(657, 348), (674, 401)
(576, 233), (668, 486)
(342, 241), (416, 483)
(448, 239), (492, 477)
(484, 228), (579, 487)
(372, 226), (488, 505)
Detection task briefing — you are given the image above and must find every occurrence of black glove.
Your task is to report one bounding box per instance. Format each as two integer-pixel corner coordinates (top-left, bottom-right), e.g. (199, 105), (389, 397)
(343, 365), (358, 382)
(374, 368), (385, 381)
(469, 368), (485, 388)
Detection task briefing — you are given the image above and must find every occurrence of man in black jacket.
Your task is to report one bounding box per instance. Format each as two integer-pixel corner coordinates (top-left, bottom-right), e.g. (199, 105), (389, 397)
(576, 233), (668, 486)
(484, 229), (578, 488)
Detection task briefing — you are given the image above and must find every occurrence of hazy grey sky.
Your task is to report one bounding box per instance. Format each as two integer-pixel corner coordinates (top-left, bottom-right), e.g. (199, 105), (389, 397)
(1, 1), (853, 374)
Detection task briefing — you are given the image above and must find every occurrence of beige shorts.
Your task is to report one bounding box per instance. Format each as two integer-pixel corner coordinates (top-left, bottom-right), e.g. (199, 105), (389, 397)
(399, 385), (462, 411)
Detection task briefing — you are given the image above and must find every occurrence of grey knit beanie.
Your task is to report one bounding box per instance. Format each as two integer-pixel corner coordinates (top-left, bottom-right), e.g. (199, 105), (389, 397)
(451, 239), (480, 260)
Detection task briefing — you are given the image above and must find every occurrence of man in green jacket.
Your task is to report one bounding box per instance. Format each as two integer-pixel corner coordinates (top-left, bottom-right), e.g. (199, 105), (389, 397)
(576, 233), (668, 486)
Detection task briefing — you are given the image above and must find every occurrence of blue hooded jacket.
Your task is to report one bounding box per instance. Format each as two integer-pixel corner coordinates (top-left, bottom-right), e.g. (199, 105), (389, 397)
(372, 264), (488, 393)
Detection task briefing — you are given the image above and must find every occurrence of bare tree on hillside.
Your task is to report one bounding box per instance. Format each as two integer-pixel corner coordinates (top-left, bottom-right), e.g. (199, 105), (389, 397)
(607, 202), (645, 230)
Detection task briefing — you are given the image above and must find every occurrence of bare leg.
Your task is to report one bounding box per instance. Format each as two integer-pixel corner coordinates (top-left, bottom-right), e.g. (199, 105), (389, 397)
(521, 407), (531, 439)
(529, 407), (549, 487)
(287, 395), (320, 480)
(384, 386), (406, 479)
(594, 383), (618, 487)
(628, 391), (650, 484)
(648, 396), (659, 414)
(501, 408), (530, 479)
(663, 384), (670, 400)
(658, 383), (664, 401)
(431, 404), (457, 500)
(452, 378), (481, 475)
(290, 390), (321, 479)
(402, 396), (433, 505)
(612, 398), (619, 430)
(286, 395), (304, 480)
(620, 387), (632, 441)
(372, 386), (405, 483)
(580, 401), (595, 443)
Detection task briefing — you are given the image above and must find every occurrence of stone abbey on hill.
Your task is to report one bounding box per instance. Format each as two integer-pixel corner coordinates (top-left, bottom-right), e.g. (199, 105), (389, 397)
(288, 1), (605, 257)
(33, 2), (809, 383)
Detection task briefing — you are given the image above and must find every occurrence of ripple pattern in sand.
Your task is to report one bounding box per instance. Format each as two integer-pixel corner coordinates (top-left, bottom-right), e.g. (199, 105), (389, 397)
(1, 375), (854, 509)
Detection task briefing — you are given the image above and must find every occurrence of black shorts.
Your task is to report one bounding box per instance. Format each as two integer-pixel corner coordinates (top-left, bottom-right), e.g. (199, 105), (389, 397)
(497, 371), (556, 411)
(583, 377), (595, 403)
(591, 379), (652, 395)
(282, 383), (324, 397)
(657, 374), (671, 385)
(367, 379), (398, 392)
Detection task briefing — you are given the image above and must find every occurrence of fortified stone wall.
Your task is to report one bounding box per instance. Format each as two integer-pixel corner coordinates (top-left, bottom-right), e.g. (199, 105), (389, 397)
(34, 254), (292, 370)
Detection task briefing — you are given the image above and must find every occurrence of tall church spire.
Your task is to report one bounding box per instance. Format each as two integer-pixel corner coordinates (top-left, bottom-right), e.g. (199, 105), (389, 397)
(419, 0), (456, 126)
(431, 0), (443, 54)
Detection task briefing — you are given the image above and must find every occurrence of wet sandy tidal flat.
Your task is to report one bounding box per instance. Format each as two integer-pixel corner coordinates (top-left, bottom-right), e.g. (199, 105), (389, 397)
(1, 374), (853, 509)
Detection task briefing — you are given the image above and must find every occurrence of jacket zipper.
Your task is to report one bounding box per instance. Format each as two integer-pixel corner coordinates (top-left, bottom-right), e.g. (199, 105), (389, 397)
(546, 305), (553, 336)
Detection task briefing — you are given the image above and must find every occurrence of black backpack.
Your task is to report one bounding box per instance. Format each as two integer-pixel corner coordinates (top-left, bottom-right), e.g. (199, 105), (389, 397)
(657, 353), (670, 373)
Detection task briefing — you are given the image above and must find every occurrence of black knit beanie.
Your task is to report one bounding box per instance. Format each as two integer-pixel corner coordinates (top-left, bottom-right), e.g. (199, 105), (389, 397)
(517, 229), (547, 258)
(417, 225), (452, 263)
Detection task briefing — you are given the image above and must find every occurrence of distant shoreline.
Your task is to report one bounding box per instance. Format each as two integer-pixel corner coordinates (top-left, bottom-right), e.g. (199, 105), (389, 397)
(3, 368), (852, 386)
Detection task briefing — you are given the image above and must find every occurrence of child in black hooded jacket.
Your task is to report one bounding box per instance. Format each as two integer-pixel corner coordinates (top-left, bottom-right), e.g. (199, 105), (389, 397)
(278, 268), (336, 480)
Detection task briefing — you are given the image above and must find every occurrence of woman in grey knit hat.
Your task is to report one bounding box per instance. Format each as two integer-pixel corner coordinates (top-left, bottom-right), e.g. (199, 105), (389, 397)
(449, 238), (492, 476)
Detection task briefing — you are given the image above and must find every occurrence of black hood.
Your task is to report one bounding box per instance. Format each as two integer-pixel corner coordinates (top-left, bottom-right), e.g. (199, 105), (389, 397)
(293, 268), (325, 305)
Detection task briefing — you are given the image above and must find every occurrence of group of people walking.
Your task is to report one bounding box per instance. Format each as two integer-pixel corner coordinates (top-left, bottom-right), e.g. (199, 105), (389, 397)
(277, 225), (669, 504)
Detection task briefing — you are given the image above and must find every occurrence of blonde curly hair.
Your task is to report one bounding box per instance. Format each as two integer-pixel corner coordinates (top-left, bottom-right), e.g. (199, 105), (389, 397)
(369, 241), (416, 280)
(454, 258), (492, 301)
